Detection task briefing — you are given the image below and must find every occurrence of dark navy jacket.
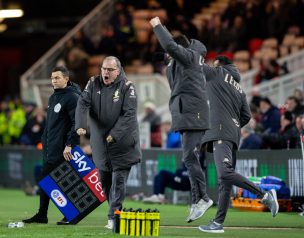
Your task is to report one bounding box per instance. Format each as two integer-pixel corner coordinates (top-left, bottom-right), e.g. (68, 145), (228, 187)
(42, 82), (80, 163)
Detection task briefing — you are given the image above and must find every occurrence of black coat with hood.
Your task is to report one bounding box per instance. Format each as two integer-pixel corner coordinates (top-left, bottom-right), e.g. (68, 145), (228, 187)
(75, 70), (141, 171)
(42, 82), (81, 163)
(201, 63), (251, 150)
(153, 24), (210, 132)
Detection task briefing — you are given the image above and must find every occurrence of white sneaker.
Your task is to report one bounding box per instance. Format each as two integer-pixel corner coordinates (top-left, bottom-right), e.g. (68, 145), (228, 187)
(104, 219), (113, 230)
(186, 204), (196, 222)
(186, 199), (213, 223)
(142, 194), (165, 204)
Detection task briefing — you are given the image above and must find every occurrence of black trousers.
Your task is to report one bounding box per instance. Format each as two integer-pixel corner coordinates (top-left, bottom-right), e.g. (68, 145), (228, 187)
(38, 161), (62, 216)
(213, 140), (264, 224)
(99, 168), (131, 219)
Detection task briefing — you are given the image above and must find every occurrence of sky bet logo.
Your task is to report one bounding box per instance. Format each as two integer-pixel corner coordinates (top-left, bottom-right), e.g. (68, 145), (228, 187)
(70, 146), (106, 203)
(70, 146), (95, 178)
(51, 189), (67, 207)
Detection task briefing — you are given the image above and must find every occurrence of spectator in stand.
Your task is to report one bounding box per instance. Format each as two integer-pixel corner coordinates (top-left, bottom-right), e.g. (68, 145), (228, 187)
(98, 25), (119, 56)
(206, 14), (229, 52)
(113, 12), (135, 62)
(66, 47), (89, 90)
(262, 111), (300, 149)
(259, 97), (281, 134)
(8, 101), (26, 144)
(295, 115), (304, 142)
(293, 88), (304, 105)
(227, 16), (248, 51)
(285, 96), (304, 117)
(250, 86), (262, 108)
(20, 107), (46, 146)
(255, 59), (280, 84)
(222, 0), (245, 27)
(73, 30), (96, 55)
(142, 102), (162, 147)
(0, 100), (10, 144)
(240, 123), (262, 150)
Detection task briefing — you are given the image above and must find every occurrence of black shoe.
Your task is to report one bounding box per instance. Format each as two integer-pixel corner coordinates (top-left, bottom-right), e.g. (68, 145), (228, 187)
(23, 213), (48, 224)
(57, 217), (72, 225)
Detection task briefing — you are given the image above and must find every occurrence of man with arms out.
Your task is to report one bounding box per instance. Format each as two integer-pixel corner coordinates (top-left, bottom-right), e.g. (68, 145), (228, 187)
(150, 16), (213, 223)
(199, 56), (279, 233)
(23, 66), (80, 225)
(75, 56), (141, 229)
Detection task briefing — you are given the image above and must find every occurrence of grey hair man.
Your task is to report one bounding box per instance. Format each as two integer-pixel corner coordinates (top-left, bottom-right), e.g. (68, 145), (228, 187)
(75, 56), (141, 229)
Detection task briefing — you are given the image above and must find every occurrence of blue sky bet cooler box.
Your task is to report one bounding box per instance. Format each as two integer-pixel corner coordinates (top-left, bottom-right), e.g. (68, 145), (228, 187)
(39, 146), (106, 224)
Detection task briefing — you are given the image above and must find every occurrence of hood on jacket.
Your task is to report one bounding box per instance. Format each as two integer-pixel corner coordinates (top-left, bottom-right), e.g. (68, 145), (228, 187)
(188, 39), (207, 57)
(223, 64), (241, 83)
(68, 81), (82, 94)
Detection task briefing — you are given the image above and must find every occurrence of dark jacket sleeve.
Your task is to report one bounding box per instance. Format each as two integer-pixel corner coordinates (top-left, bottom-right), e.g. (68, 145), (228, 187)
(110, 82), (137, 142)
(75, 79), (92, 130)
(153, 24), (193, 65)
(202, 64), (218, 81)
(240, 94), (251, 128)
(66, 92), (80, 147)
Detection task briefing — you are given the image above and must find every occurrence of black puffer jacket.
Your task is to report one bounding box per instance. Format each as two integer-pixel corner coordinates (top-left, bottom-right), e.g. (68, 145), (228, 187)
(42, 82), (81, 163)
(75, 72), (141, 171)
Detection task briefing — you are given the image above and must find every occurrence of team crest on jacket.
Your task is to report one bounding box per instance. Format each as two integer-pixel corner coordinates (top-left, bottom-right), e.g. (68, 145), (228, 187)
(54, 103), (61, 113)
(129, 85), (136, 98)
(113, 90), (120, 102)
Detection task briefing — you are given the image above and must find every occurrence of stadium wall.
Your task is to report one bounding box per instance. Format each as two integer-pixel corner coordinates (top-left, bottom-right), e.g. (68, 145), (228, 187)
(0, 147), (303, 200)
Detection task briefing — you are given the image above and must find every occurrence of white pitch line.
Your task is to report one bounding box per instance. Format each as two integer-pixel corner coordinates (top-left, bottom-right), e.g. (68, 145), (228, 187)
(160, 225), (304, 230)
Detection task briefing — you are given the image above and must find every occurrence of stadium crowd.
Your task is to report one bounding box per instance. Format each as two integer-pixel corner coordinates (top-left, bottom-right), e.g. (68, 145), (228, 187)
(52, 0), (304, 87)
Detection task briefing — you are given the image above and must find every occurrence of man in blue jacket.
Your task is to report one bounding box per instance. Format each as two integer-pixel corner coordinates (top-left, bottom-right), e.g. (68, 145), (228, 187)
(23, 66), (80, 225)
(150, 17), (213, 223)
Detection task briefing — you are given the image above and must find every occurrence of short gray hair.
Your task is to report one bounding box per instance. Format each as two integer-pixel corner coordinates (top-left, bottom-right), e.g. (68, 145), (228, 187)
(104, 56), (122, 70)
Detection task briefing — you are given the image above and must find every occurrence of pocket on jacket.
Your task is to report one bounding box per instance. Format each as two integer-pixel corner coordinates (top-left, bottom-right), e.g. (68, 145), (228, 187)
(108, 134), (135, 156)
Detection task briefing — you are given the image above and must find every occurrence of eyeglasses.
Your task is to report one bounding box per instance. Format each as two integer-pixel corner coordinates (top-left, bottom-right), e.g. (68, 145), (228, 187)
(102, 67), (118, 72)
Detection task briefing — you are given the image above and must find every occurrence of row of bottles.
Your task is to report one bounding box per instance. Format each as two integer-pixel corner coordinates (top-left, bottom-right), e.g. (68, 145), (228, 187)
(113, 208), (160, 236)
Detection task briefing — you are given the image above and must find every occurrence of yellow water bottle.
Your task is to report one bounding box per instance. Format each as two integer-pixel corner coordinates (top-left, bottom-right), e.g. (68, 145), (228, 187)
(119, 209), (127, 235)
(152, 209), (160, 236)
(129, 209), (136, 236)
(145, 209), (152, 236)
(135, 209), (145, 236)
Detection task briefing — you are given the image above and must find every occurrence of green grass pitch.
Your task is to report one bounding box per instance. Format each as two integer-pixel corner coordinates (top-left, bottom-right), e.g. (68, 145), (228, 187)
(0, 189), (303, 238)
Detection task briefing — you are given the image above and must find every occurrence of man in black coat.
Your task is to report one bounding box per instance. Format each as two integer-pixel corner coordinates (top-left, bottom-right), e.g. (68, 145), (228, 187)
(198, 56), (279, 233)
(23, 66), (80, 225)
(150, 17), (213, 223)
(75, 56), (141, 229)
